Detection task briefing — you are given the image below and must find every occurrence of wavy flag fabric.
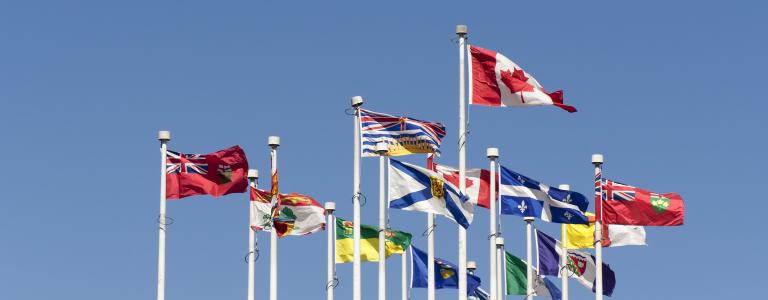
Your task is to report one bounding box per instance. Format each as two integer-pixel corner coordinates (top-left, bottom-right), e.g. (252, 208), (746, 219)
(601, 179), (685, 226)
(565, 213), (646, 249)
(335, 217), (412, 263)
(359, 108), (446, 157)
(469, 45), (576, 113)
(504, 251), (561, 299)
(165, 145), (249, 199)
(536, 230), (616, 296)
(272, 193), (326, 237)
(434, 164), (497, 209)
(410, 245), (482, 294)
(250, 187), (276, 231)
(389, 159), (473, 228)
(499, 166), (589, 224)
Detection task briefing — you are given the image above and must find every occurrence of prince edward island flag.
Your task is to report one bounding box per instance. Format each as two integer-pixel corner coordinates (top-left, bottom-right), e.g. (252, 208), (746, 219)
(499, 165), (589, 224)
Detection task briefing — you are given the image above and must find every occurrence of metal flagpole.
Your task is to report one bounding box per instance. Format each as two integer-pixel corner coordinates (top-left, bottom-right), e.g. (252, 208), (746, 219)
(467, 261), (477, 299)
(456, 23), (469, 300)
(326, 202), (337, 300)
(376, 142), (388, 300)
(558, 184), (571, 300)
(592, 154), (604, 300)
(157, 130), (170, 300)
(428, 213), (435, 300)
(268, 136), (281, 300)
(524, 217), (534, 300)
(487, 148), (499, 300)
(247, 169), (259, 300)
(401, 252), (408, 300)
(495, 237), (505, 300)
(351, 96), (364, 300)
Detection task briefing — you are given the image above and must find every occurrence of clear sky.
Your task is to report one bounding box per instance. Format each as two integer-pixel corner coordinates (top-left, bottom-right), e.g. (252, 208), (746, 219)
(1, 1), (765, 299)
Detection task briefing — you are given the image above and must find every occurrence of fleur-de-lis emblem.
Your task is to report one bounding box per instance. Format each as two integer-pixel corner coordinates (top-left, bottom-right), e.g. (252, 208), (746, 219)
(517, 175), (525, 184)
(563, 193), (572, 204)
(518, 201), (528, 213)
(563, 211), (573, 220)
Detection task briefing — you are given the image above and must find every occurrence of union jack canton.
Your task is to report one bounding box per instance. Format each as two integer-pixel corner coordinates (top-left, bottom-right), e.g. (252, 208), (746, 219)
(359, 108), (445, 157)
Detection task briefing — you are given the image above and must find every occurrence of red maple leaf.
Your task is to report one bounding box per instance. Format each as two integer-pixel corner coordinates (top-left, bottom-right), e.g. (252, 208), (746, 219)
(499, 68), (534, 103)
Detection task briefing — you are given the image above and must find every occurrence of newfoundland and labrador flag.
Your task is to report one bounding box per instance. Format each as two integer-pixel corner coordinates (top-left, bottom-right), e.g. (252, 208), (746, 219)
(165, 145), (249, 199)
(499, 166), (589, 224)
(504, 251), (561, 300)
(469, 45), (577, 113)
(601, 179), (685, 226)
(389, 159), (473, 228)
(360, 109), (446, 157)
(410, 245), (482, 294)
(335, 217), (412, 263)
(272, 193), (326, 237)
(536, 230), (616, 296)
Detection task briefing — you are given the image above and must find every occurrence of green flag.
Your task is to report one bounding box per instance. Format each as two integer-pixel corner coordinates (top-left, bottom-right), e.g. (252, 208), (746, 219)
(505, 251), (528, 295)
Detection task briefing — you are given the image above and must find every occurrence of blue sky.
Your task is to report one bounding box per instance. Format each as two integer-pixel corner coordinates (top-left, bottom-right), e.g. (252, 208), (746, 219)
(1, 1), (765, 299)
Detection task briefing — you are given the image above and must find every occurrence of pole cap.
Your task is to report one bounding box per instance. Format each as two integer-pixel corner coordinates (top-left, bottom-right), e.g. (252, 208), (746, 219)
(523, 216), (535, 222)
(324, 202), (336, 211)
(351, 96), (364, 107)
(456, 25), (468, 35)
(558, 184), (570, 191)
(592, 154), (604, 164)
(495, 236), (505, 246)
(268, 136), (281, 147)
(247, 169), (259, 179)
(158, 130), (171, 141)
(375, 142), (388, 154)
(486, 147), (499, 158)
(467, 261), (477, 270)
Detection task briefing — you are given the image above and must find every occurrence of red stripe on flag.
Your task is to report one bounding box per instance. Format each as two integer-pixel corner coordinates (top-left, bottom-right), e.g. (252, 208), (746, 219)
(470, 45), (502, 106)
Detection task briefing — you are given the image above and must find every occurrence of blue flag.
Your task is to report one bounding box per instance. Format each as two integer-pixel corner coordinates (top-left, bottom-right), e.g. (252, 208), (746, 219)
(499, 166), (589, 224)
(536, 230), (616, 296)
(410, 245), (481, 294)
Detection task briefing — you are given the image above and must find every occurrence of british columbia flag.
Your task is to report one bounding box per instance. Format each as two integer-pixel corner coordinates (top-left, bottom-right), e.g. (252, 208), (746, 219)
(359, 108), (445, 157)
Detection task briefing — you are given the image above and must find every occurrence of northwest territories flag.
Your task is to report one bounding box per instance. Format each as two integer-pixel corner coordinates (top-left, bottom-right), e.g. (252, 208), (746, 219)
(410, 245), (482, 294)
(536, 230), (616, 296)
(360, 109), (445, 157)
(389, 159), (473, 228)
(499, 166), (589, 224)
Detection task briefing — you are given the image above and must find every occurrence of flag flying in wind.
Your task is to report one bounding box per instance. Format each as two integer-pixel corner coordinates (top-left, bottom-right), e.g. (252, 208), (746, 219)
(410, 245), (482, 294)
(504, 251), (561, 299)
(536, 230), (616, 296)
(499, 166), (589, 224)
(435, 164), (498, 209)
(359, 108), (446, 157)
(165, 145), (249, 199)
(335, 217), (412, 263)
(565, 213), (646, 249)
(601, 179), (685, 226)
(469, 45), (577, 113)
(389, 159), (473, 228)
(272, 193), (326, 237)
(250, 187), (277, 231)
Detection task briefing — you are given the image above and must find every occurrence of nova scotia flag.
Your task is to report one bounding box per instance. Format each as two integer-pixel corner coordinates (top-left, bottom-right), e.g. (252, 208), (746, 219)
(499, 166), (589, 224)
(389, 159), (473, 228)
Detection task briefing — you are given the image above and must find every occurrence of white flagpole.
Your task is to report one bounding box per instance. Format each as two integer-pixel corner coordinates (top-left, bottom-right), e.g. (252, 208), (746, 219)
(524, 217), (534, 300)
(592, 154), (604, 300)
(156, 130), (170, 300)
(401, 253), (408, 300)
(487, 148), (499, 300)
(495, 237), (505, 300)
(467, 261), (477, 299)
(247, 169), (259, 300)
(268, 136), (281, 300)
(558, 184), (571, 300)
(376, 142), (388, 300)
(456, 23), (469, 300)
(427, 212), (436, 300)
(326, 202), (336, 300)
(351, 96), (364, 300)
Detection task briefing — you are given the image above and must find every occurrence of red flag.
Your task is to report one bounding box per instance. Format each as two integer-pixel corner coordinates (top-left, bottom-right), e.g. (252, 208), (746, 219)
(165, 145), (249, 199)
(435, 164), (498, 209)
(599, 180), (684, 226)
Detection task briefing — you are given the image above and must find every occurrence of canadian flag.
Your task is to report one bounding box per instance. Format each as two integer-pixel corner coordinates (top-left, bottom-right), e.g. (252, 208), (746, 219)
(470, 45), (576, 113)
(434, 164), (498, 209)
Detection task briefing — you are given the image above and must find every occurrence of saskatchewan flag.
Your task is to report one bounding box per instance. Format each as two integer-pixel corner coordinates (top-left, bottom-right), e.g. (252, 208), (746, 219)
(335, 217), (412, 263)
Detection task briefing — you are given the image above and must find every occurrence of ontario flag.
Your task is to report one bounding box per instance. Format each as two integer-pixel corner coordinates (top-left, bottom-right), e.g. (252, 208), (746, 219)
(600, 180), (685, 226)
(165, 145), (249, 199)
(469, 45), (576, 113)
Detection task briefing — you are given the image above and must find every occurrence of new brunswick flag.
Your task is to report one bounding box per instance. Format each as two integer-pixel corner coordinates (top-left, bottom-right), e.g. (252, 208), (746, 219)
(335, 217), (412, 263)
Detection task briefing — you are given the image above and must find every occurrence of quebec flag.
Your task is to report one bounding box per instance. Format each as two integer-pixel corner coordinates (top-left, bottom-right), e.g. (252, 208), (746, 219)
(389, 159), (473, 228)
(499, 165), (589, 224)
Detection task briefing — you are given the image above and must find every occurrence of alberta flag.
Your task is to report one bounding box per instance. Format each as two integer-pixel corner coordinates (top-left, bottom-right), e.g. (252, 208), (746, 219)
(389, 159), (473, 228)
(536, 230), (616, 296)
(499, 166), (589, 224)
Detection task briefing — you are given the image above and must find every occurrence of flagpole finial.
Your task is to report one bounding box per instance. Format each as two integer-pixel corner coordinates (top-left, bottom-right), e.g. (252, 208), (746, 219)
(467, 261), (477, 271)
(456, 25), (468, 36)
(158, 130), (170, 142)
(495, 236), (505, 246)
(375, 142), (388, 155)
(523, 216), (535, 223)
(324, 201), (336, 212)
(558, 184), (570, 191)
(486, 147), (499, 159)
(351, 96), (364, 108)
(248, 169), (259, 180)
(591, 154), (604, 166)
(268, 136), (281, 148)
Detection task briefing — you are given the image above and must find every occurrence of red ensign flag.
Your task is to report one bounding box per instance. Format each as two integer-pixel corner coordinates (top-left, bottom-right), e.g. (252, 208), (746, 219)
(165, 145), (249, 199)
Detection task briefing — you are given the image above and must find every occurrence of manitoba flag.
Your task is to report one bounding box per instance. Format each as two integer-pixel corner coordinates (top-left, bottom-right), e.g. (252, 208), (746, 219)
(469, 45), (576, 113)
(600, 179), (685, 226)
(165, 145), (249, 199)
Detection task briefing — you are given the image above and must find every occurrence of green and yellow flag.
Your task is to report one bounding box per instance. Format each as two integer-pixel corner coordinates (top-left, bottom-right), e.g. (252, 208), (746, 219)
(335, 217), (412, 263)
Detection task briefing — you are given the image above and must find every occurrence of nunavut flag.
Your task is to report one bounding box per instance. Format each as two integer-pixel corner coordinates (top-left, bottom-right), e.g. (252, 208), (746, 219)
(166, 145), (249, 199)
(469, 45), (576, 113)
(600, 180), (685, 226)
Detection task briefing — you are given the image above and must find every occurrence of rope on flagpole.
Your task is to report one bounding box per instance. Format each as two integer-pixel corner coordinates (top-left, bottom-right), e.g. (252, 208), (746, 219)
(244, 242), (261, 263)
(351, 192), (367, 207)
(157, 215), (175, 230)
(326, 277), (340, 291)
(421, 221), (437, 237)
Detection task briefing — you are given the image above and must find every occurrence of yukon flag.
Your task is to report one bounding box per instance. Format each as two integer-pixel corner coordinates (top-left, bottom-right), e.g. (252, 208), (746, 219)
(470, 45), (576, 113)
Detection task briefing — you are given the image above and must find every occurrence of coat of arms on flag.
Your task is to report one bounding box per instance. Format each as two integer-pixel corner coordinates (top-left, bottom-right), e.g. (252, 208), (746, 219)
(165, 145), (249, 199)
(360, 109), (445, 157)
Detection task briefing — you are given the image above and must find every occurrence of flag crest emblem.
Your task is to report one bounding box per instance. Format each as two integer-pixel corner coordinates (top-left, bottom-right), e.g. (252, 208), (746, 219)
(429, 175), (444, 199)
(650, 194), (670, 213)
